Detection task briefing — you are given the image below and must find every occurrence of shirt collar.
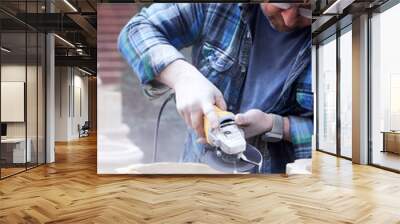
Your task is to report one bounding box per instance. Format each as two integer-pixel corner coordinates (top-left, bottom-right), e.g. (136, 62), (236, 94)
(239, 3), (257, 25)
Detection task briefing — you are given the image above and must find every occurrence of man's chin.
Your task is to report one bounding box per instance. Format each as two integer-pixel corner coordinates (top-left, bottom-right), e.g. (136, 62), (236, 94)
(268, 19), (295, 32)
(273, 23), (309, 32)
(270, 23), (294, 32)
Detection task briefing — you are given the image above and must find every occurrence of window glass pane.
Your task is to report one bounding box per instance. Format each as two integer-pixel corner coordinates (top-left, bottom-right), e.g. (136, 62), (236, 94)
(340, 29), (352, 158)
(1, 30), (27, 177)
(371, 3), (400, 171)
(38, 32), (45, 165)
(26, 0), (40, 169)
(0, 1), (46, 178)
(318, 37), (337, 154)
(27, 31), (38, 169)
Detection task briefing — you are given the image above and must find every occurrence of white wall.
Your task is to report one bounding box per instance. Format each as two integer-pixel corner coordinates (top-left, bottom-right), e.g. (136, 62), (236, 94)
(1, 82), (25, 122)
(55, 67), (89, 141)
(1, 65), (26, 133)
(1, 65), (26, 141)
(1, 65), (38, 138)
(1, 63), (46, 164)
(55, 66), (69, 141)
(72, 73), (89, 137)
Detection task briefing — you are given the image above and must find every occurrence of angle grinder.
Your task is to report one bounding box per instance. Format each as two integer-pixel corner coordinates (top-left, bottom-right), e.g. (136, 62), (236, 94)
(203, 107), (263, 173)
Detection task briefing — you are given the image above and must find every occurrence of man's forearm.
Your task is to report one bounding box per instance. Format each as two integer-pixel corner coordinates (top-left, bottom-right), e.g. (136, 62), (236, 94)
(155, 59), (197, 89)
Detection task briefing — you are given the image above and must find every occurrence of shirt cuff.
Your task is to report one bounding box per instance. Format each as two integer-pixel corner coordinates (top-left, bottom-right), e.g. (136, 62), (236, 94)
(139, 44), (186, 85)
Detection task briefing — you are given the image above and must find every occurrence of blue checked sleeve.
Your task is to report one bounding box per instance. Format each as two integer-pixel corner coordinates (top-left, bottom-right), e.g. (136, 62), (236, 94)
(288, 63), (313, 159)
(288, 116), (313, 159)
(118, 3), (206, 85)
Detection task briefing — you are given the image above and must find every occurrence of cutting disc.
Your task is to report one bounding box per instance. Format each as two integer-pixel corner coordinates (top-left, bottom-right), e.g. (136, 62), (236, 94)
(204, 144), (263, 173)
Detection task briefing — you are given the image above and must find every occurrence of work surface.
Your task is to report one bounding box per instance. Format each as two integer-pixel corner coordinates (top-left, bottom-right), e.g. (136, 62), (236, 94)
(0, 135), (400, 223)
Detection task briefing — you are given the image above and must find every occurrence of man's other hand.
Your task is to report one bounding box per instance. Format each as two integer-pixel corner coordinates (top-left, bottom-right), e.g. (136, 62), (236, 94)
(235, 109), (273, 138)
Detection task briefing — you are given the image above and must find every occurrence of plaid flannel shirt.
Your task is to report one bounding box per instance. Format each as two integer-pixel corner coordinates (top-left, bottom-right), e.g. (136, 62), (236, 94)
(118, 3), (313, 173)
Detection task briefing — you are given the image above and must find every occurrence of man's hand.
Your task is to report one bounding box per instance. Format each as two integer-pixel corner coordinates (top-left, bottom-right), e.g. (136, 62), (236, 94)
(235, 109), (273, 138)
(156, 60), (227, 143)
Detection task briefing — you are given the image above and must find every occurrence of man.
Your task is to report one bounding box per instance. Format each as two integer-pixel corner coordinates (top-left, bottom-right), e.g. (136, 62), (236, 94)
(118, 3), (313, 173)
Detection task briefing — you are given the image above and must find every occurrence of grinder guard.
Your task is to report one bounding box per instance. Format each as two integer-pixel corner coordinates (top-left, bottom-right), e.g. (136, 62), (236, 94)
(203, 107), (263, 173)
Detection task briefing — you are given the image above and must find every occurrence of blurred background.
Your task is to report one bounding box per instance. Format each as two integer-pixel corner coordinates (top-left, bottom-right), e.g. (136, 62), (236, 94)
(97, 3), (188, 174)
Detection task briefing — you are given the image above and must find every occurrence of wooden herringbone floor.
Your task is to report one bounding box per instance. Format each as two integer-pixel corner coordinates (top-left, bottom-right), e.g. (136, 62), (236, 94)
(1, 135), (400, 224)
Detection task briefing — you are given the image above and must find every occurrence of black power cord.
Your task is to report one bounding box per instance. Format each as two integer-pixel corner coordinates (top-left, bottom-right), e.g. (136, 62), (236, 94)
(153, 93), (175, 163)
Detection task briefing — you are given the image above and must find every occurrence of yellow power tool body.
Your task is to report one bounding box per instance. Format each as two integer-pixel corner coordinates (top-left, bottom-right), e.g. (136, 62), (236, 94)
(204, 107), (247, 156)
